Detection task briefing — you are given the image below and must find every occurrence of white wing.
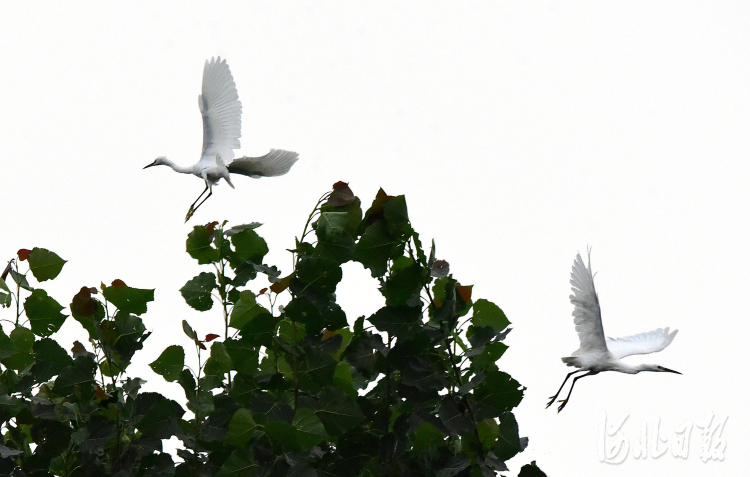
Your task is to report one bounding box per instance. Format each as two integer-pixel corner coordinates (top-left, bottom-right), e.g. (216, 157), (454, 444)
(606, 327), (678, 359)
(199, 57), (242, 164)
(570, 251), (608, 354)
(227, 149), (299, 178)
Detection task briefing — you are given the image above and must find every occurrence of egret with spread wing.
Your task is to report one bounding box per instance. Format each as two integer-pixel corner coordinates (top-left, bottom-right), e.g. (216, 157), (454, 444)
(144, 57), (299, 221)
(547, 250), (680, 412)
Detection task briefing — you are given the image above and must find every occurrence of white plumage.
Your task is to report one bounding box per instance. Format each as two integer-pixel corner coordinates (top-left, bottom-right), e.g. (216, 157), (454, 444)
(548, 250), (681, 412)
(145, 57), (299, 221)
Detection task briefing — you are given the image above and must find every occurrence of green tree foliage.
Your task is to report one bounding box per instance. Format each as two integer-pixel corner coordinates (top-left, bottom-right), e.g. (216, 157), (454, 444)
(0, 183), (546, 476)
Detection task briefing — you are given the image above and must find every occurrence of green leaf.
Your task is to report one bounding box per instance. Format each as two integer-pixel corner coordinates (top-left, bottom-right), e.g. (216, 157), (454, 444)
(494, 412), (524, 462)
(204, 342), (232, 376)
(265, 408), (327, 452)
(296, 256), (343, 295)
(435, 454), (471, 477)
(216, 447), (258, 477)
(315, 386), (364, 436)
(229, 291), (270, 330)
(32, 338), (73, 382)
(382, 194), (409, 235)
(382, 261), (422, 307)
(473, 369), (525, 418)
(0, 327), (16, 359)
(401, 355), (449, 394)
(323, 192), (362, 236)
(26, 248), (66, 282)
(1, 326), (34, 370)
(293, 408), (328, 450)
(102, 284), (154, 315)
(438, 396), (475, 435)
(182, 320), (198, 341)
(0, 444), (22, 459)
(518, 461), (547, 477)
(9, 270), (33, 291)
(186, 225), (220, 264)
(149, 345), (185, 382)
(226, 408), (258, 446)
(472, 299), (510, 332)
(354, 220), (398, 278)
(230, 228), (268, 266)
(180, 272), (217, 311)
(238, 313), (279, 347)
(369, 305), (421, 339)
(178, 368), (196, 399)
(52, 356), (96, 396)
(316, 211), (356, 263)
(25, 289), (67, 337)
(283, 295), (321, 334)
(224, 222), (262, 236)
(299, 348), (337, 390)
(470, 342), (508, 370)
(411, 421), (444, 455)
(0, 278), (10, 307)
(224, 338), (260, 374)
(136, 394), (185, 439)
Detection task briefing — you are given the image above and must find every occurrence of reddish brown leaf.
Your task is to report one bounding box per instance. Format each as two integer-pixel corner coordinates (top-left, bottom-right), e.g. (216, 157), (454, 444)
(100, 282), (106, 291)
(270, 273), (293, 294)
(111, 279), (127, 288)
(321, 329), (336, 341)
(375, 188), (388, 200)
(328, 182), (355, 206)
(205, 221), (219, 235)
(205, 333), (220, 342)
(95, 386), (111, 400)
(71, 287), (97, 316)
(17, 249), (31, 261)
(198, 342), (207, 350)
(71, 340), (94, 359)
(257, 288), (268, 296)
(456, 284), (473, 303)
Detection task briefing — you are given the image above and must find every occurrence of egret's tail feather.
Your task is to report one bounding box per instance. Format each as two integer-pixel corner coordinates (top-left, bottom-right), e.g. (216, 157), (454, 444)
(228, 149), (299, 178)
(562, 357), (579, 367)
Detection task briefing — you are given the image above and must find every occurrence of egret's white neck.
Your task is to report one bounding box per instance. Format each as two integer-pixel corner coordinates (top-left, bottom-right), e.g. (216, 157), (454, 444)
(619, 363), (661, 374)
(154, 157), (195, 175)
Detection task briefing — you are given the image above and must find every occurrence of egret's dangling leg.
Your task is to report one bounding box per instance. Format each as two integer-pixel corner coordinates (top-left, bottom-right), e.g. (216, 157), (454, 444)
(546, 369), (587, 409)
(185, 180), (212, 222)
(557, 371), (597, 412)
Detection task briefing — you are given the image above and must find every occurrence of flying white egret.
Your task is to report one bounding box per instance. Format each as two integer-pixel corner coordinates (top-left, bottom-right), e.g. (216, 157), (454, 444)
(144, 57), (299, 221)
(547, 250), (680, 412)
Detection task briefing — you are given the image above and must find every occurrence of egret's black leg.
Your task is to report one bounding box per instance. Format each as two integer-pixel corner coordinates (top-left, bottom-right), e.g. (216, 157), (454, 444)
(185, 181), (211, 222)
(192, 187), (213, 214)
(546, 370), (586, 408)
(557, 371), (596, 413)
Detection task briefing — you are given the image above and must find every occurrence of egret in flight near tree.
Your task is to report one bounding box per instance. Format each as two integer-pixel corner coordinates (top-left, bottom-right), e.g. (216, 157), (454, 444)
(144, 57), (299, 221)
(547, 250), (680, 412)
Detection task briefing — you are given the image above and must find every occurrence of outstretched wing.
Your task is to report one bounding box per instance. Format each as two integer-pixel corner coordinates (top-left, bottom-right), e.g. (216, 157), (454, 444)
(200, 57), (242, 164)
(227, 149), (299, 178)
(606, 327), (678, 359)
(570, 251), (608, 354)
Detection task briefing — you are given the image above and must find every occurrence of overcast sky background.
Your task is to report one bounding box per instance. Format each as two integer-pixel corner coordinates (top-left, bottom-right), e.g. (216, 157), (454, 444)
(1, 2), (746, 475)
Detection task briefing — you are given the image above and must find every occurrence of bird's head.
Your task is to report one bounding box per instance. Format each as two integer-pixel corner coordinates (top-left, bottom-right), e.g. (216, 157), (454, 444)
(144, 156), (168, 169)
(641, 364), (681, 374)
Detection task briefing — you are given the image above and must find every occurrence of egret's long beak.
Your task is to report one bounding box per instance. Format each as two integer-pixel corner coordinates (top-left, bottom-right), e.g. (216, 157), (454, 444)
(143, 161), (157, 169)
(659, 366), (682, 375)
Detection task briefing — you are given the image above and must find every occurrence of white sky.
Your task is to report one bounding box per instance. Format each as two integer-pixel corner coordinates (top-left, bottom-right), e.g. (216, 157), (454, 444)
(2, 2), (747, 475)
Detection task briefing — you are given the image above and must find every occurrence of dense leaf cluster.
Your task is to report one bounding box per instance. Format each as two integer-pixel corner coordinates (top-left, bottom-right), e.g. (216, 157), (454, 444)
(0, 184), (546, 476)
